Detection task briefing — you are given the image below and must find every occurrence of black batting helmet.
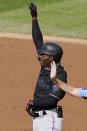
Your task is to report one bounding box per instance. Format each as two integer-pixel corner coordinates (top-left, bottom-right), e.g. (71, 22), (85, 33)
(39, 42), (63, 63)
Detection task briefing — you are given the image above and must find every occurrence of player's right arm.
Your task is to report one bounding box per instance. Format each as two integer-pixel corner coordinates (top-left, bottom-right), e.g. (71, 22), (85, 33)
(29, 3), (43, 55)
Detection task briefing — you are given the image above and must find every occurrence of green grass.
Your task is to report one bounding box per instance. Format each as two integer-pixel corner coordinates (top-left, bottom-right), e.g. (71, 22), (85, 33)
(0, 0), (87, 39)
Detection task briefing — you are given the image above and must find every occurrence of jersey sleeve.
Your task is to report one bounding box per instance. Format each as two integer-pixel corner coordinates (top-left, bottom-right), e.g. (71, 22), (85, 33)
(78, 88), (87, 99)
(32, 20), (43, 55)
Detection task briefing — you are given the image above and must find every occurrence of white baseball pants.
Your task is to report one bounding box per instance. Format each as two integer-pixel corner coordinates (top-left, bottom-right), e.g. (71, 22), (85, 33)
(32, 108), (63, 131)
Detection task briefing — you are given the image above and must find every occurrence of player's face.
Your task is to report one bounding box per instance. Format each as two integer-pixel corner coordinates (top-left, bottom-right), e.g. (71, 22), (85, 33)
(39, 55), (53, 67)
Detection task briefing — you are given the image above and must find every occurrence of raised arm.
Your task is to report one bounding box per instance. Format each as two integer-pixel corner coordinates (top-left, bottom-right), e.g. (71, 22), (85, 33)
(29, 3), (43, 55)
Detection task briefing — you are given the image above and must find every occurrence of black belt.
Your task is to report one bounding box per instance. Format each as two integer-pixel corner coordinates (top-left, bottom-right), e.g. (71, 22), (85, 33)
(33, 106), (63, 118)
(33, 110), (46, 118)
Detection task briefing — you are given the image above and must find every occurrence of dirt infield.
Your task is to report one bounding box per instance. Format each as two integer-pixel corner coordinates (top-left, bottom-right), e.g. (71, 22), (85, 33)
(0, 33), (87, 131)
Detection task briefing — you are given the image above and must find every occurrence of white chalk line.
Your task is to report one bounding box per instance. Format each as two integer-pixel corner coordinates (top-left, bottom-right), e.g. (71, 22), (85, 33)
(0, 32), (87, 45)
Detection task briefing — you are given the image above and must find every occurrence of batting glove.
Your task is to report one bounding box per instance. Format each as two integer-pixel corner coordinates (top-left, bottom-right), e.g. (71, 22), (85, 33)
(29, 3), (37, 17)
(26, 100), (34, 116)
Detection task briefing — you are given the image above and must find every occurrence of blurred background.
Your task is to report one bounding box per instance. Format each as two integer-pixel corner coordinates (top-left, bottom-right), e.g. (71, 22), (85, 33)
(0, 0), (87, 39)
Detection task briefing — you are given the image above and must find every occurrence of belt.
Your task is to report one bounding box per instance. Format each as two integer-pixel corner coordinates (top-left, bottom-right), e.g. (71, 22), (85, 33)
(33, 110), (46, 118)
(33, 106), (63, 118)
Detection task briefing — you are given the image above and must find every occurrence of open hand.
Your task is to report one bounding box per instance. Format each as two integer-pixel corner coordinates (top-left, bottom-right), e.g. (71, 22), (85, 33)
(50, 61), (57, 80)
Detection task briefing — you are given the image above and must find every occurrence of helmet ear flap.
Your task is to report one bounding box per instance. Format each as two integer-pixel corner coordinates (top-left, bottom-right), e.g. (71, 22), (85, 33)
(54, 53), (63, 63)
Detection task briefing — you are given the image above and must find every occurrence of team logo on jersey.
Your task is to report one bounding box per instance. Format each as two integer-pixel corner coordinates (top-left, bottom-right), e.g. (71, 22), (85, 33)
(53, 85), (59, 93)
(38, 78), (50, 90)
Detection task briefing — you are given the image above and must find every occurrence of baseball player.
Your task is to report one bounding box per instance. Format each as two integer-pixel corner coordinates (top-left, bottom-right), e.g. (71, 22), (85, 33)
(26, 3), (67, 131)
(50, 61), (87, 99)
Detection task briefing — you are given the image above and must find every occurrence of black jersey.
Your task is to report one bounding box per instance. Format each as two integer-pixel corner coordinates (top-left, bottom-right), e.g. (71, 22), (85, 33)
(32, 20), (67, 110)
